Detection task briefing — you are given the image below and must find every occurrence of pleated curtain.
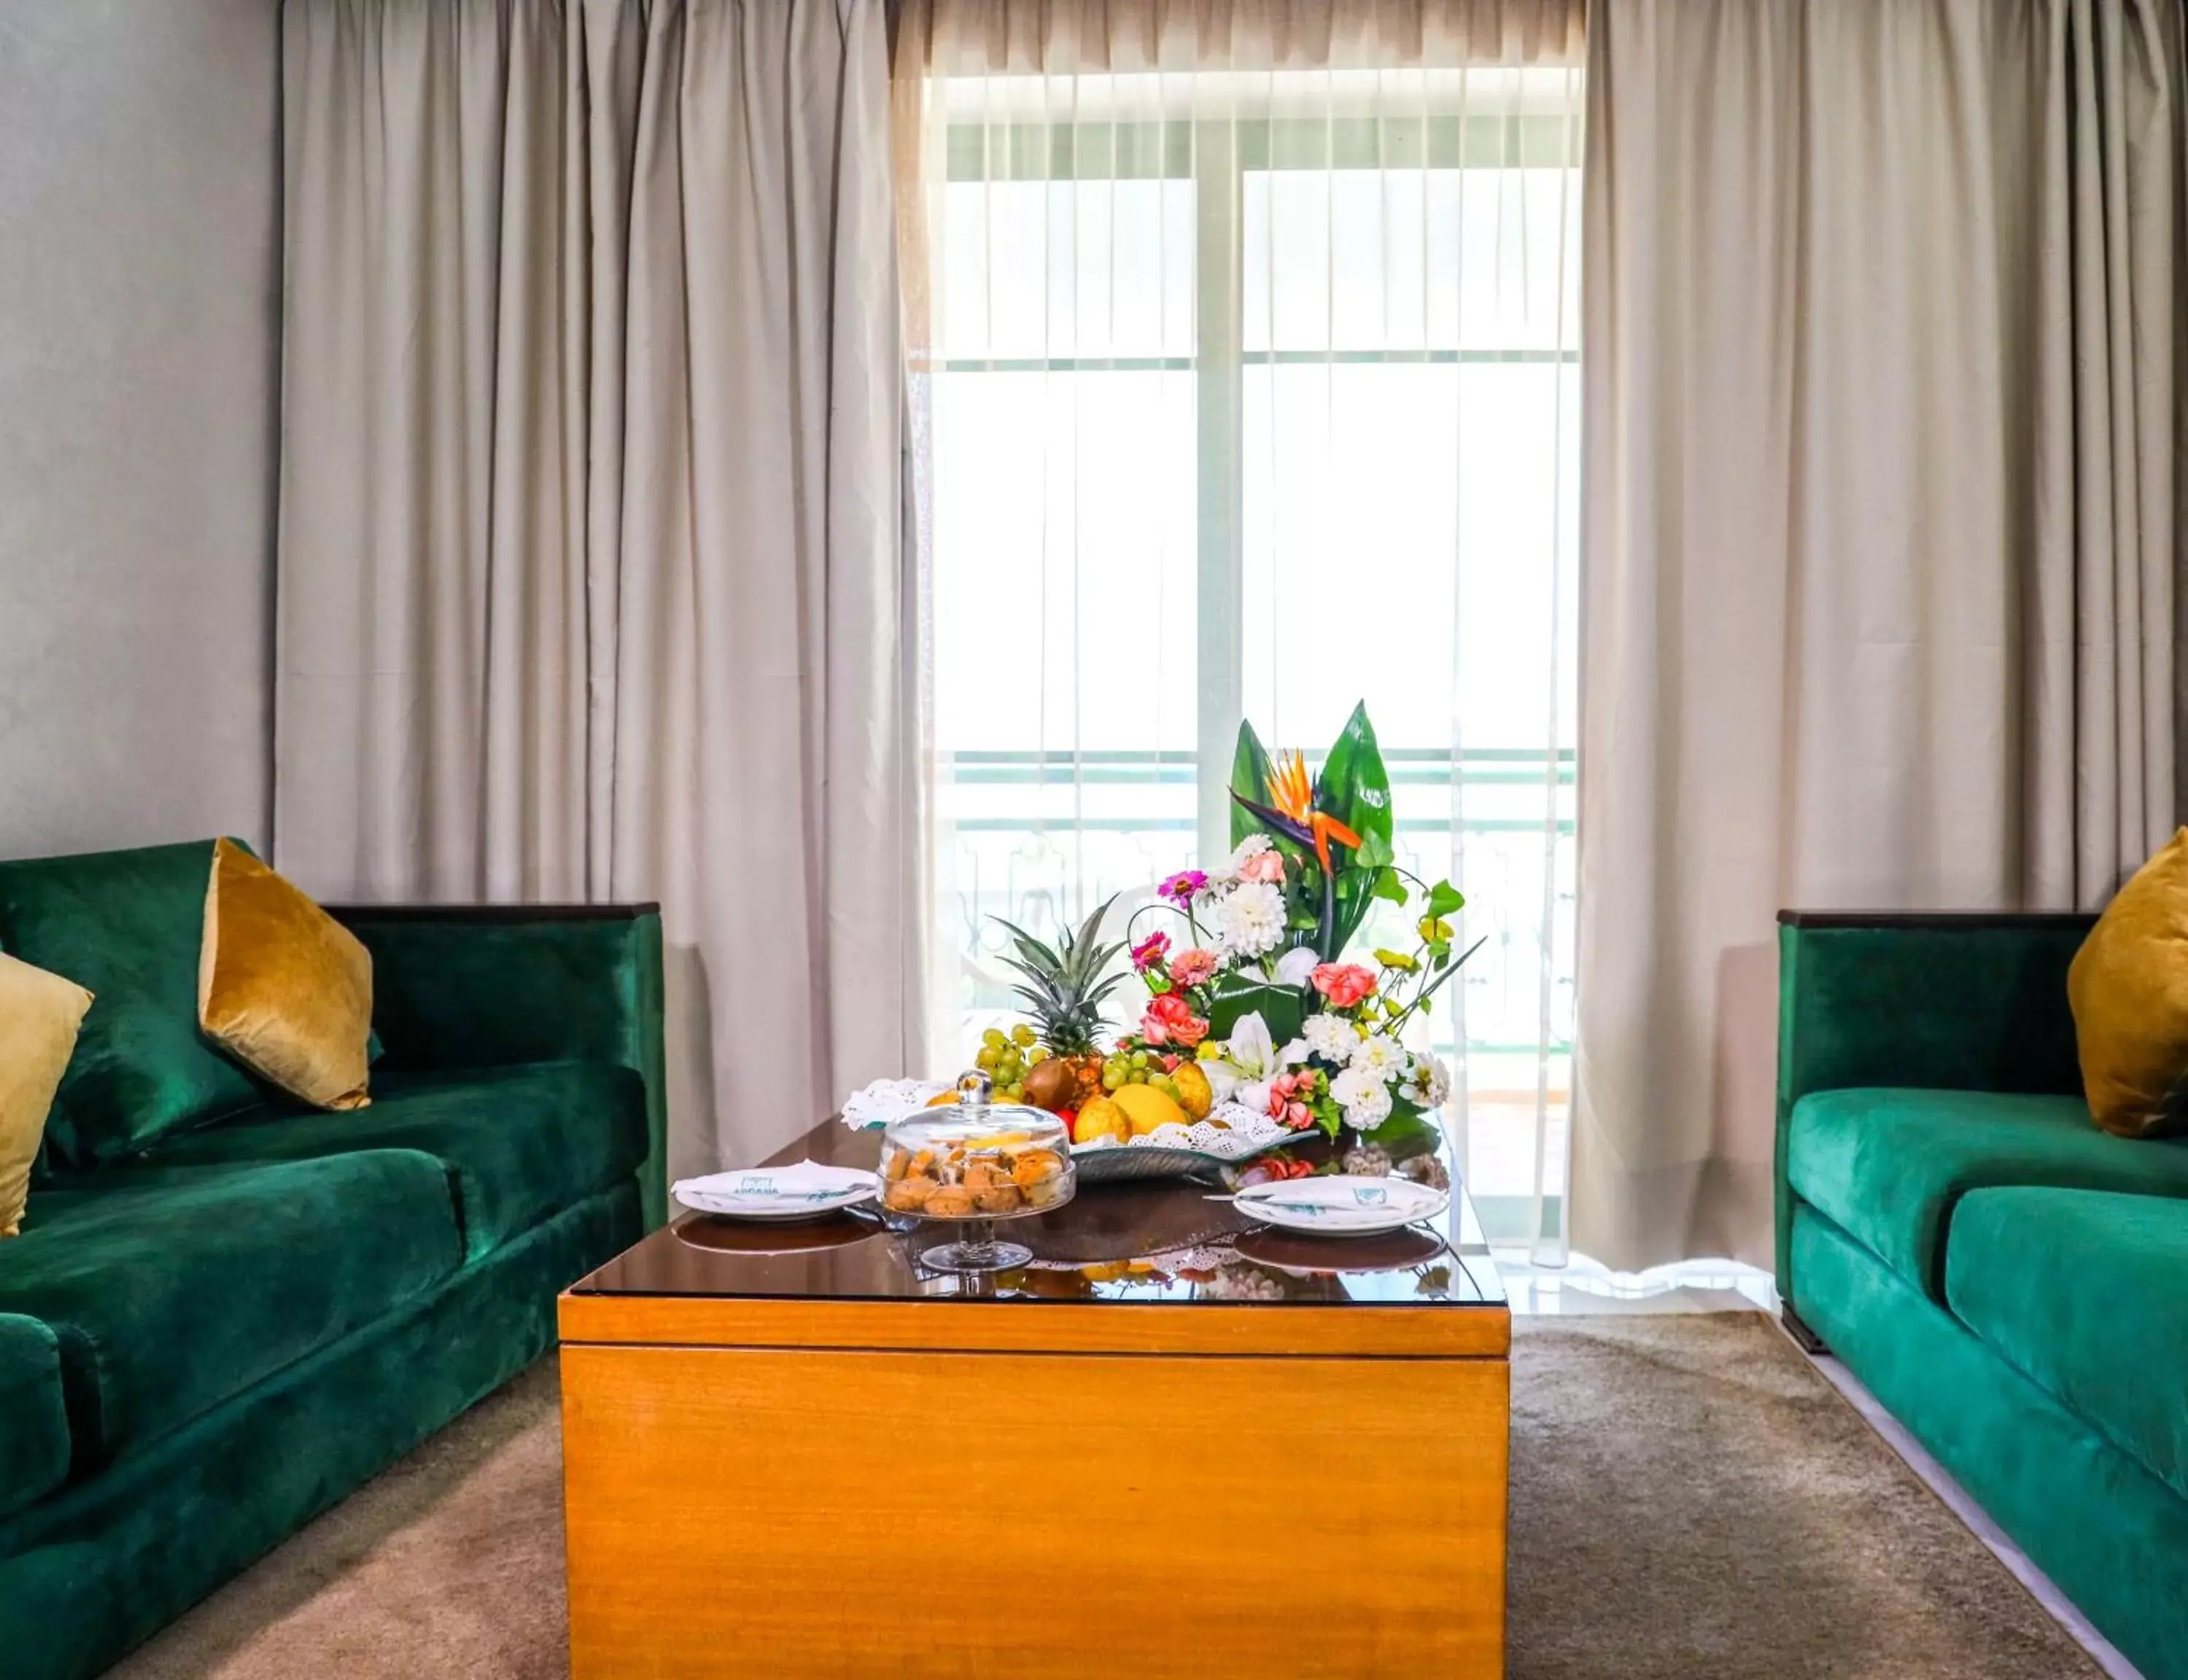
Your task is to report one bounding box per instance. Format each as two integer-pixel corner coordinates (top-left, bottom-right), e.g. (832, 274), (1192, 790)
(1574, 0), (2186, 1270)
(276, 0), (931, 1178)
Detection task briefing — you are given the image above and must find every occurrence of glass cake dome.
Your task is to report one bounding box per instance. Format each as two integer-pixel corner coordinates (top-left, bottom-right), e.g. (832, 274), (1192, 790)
(879, 1072), (1075, 1272)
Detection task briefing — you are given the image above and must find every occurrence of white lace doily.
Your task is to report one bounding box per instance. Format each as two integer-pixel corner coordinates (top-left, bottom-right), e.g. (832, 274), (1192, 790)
(1068, 1100), (1297, 1162)
(839, 1078), (951, 1129)
(838, 1082), (1300, 1163)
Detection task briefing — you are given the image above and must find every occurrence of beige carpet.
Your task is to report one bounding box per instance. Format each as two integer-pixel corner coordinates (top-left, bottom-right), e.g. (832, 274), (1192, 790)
(113, 1314), (2098, 1679)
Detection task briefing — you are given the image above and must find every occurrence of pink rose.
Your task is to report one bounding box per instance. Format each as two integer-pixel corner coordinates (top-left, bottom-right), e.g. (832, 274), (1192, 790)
(1169, 947), (1219, 987)
(1310, 962), (1378, 1008)
(1141, 993), (1209, 1048)
(1237, 848), (1287, 884)
(1130, 930), (1171, 972)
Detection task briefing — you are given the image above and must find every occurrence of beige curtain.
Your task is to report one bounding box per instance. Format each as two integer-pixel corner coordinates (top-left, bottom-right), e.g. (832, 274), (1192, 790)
(1575, 0), (2185, 1270)
(276, 0), (929, 1176)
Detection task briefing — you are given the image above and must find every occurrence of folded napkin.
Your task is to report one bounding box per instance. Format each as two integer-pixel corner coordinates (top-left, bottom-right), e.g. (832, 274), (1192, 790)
(671, 1159), (878, 1213)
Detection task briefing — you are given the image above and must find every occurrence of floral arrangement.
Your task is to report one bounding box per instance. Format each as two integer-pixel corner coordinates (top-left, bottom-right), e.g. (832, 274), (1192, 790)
(1068, 703), (1481, 1148)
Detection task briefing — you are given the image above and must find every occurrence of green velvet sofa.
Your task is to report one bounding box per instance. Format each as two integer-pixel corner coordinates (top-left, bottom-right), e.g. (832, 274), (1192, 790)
(0, 840), (665, 1680)
(1777, 911), (2188, 1680)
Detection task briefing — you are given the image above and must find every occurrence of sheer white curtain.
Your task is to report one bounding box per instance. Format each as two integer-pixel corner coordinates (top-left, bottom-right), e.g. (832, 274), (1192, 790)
(893, 0), (1584, 1251)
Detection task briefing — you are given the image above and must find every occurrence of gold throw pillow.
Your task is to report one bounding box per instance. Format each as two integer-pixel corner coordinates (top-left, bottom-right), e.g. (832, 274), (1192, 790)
(2068, 828), (2188, 1139)
(0, 953), (94, 1237)
(198, 839), (373, 1111)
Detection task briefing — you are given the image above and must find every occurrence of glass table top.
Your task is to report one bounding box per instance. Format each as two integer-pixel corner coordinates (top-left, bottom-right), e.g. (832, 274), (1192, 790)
(572, 1118), (1506, 1309)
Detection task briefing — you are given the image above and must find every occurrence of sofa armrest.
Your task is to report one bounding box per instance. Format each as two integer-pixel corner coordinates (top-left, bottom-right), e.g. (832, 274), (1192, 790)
(327, 903), (667, 1229)
(1774, 910), (2093, 1294)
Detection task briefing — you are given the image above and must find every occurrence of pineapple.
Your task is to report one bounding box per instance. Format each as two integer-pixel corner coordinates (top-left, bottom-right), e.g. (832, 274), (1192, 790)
(995, 897), (1125, 1115)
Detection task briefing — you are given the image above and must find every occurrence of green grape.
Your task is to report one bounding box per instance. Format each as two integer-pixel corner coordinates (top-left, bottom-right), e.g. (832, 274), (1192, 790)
(1128, 1069), (1148, 1084)
(1130, 1051), (1149, 1069)
(1150, 1076), (1179, 1099)
(1010, 1024), (1036, 1047)
(1102, 1070), (1126, 1091)
(982, 1027), (1008, 1050)
(975, 1046), (998, 1070)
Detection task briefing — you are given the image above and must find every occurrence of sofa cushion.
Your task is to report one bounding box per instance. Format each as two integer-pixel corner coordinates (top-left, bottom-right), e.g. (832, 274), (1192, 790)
(1947, 1188), (2188, 1506)
(0, 1151), (461, 1468)
(198, 839), (373, 1111)
(0, 1313), (69, 1521)
(0, 841), (263, 1167)
(1786, 1088), (2188, 1298)
(2067, 828), (2188, 1139)
(148, 1062), (647, 1260)
(0, 953), (93, 1237)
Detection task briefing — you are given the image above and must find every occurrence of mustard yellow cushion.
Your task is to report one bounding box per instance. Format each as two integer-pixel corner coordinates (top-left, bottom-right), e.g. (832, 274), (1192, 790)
(198, 839), (372, 1111)
(0, 953), (94, 1236)
(2068, 828), (2188, 1138)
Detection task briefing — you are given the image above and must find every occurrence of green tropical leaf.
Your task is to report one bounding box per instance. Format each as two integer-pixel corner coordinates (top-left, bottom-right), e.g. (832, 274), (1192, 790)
(1315, 702), (1395, 957)
(1425, 880), (1465, 920)
(1370, 868), (1408, 906)
(1207, 980), (1306, 1046)
(1315, 701), (1394, 855)
(1229, 719), (1278, 849)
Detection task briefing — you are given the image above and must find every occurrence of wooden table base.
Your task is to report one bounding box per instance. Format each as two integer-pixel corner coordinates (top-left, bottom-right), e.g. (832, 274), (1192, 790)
(561, 1336), (1508, 1678)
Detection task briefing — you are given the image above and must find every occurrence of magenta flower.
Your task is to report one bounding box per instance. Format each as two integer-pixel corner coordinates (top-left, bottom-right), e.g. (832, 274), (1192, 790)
(1159, 869), (1209, 905)
(1130, 930), (1171, 972)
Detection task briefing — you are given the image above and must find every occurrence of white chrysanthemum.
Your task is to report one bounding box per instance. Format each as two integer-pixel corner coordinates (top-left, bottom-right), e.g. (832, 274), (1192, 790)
(1227, 833), (1273, 871)
(1349, 1033), (1409, 1083)
(1330, 1065), (1393, 1131)
(1213, 880), (1287, 960)
(1405, 1052), (1453, 1109)
(1299, 1013), (1358, 1066)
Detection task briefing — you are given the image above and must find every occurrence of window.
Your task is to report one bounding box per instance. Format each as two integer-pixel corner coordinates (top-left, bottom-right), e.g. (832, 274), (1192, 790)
(920, 66), (1580, 1246)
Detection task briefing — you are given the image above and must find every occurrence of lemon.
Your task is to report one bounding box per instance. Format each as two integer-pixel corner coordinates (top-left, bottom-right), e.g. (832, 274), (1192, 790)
(1109, 1083), (1188, 1137)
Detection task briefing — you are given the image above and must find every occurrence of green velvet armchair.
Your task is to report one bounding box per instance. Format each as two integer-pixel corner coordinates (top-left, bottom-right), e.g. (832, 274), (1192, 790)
(1775, 909), (2188, 1680)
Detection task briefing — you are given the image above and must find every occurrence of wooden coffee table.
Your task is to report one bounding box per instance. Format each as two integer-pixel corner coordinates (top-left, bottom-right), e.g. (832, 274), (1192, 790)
(559, 1119), (1510, 1678)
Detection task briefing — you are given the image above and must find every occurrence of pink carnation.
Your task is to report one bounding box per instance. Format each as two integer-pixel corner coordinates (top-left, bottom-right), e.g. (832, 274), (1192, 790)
(1236, 848), (1287, 884)
(1310, 962), (1378, 1008)
(1169, 947), (1219, 987)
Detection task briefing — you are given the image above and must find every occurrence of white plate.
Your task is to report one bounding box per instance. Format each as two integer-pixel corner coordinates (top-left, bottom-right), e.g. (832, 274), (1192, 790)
(1230, 1175), (1450, 1237)
(672, 1160), (880, 1222)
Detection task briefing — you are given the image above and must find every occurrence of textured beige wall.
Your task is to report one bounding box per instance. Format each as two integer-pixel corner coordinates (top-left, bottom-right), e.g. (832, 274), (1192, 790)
(0, 0), (279, 861)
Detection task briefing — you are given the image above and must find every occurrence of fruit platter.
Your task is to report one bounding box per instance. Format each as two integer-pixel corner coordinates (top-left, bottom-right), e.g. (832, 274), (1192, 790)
(846, 704), (1481, 1186)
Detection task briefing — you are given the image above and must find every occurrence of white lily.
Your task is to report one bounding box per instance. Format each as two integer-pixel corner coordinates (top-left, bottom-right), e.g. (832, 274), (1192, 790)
(1273, 946), (1319, 988)
(1209, 1010), (1284, 1112)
